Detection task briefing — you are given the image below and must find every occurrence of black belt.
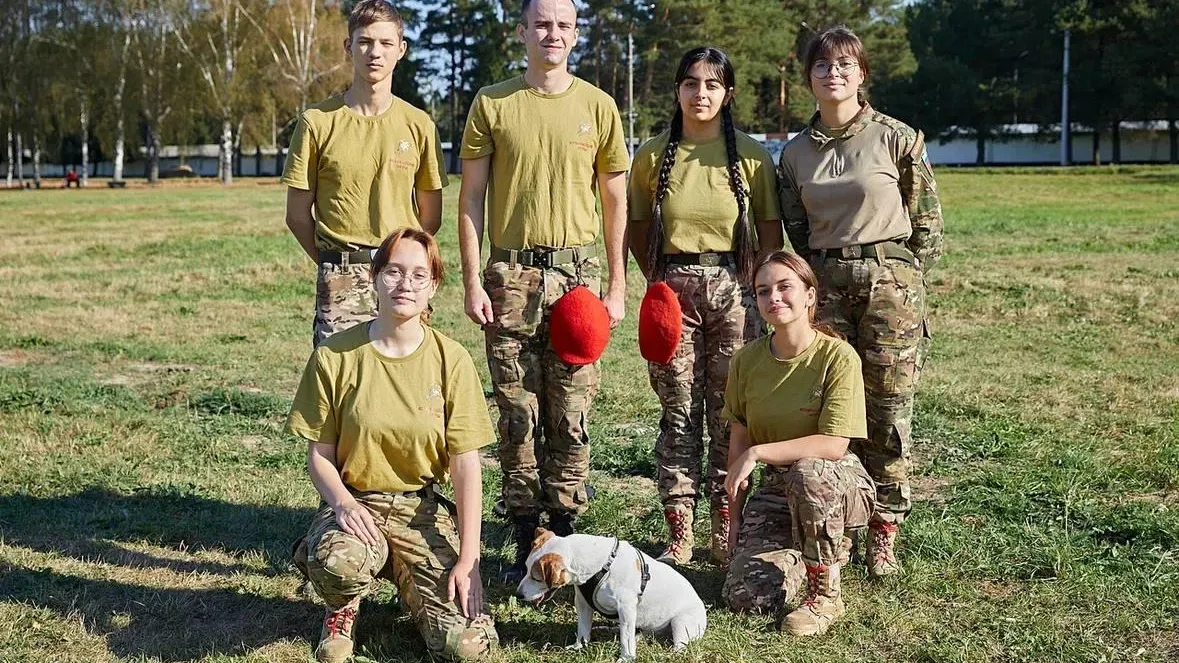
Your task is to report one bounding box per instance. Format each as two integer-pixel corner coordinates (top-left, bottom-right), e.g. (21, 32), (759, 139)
(665, 251), (735, 267)
(816, 240), (914, 265)
(575, 538), (651, 620)
(490, 243), (598, 268)
(320, 249), (375, 265)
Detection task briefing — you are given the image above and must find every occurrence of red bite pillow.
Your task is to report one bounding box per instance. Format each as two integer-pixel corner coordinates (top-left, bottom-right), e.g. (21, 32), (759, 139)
(550, 285), (611, 365)
(639, 282), (682, 364)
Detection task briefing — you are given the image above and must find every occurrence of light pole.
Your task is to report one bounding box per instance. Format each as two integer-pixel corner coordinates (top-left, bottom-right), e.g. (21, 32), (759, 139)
(627, 27), (635, 156)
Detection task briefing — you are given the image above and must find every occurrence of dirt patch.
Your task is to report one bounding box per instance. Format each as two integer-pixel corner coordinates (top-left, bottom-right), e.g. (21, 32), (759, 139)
(979, 580), (1019, 600)
(128, 362), (194, 374)
(912, 475), (952, 505)
(0, 349), (40, 368)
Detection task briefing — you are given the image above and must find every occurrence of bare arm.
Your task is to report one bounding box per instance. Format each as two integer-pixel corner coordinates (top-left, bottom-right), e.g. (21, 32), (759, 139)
(724, 422), (754, 555)
(458, 156), (493, 325)
(627, 219), (652, 281)
(307, 441), (381, 546)
(286, 187), (319, 262)
(745, 433), (849, 465)
(598, 170), (628, 326)
(447, 449), (484, 617)
(416, 188), (443, 235)
(757, 218), (784, 261)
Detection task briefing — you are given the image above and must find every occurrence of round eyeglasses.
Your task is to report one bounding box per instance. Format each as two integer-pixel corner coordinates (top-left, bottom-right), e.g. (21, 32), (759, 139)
(377, 268), (433, 292)
(811, 59), (860, 79)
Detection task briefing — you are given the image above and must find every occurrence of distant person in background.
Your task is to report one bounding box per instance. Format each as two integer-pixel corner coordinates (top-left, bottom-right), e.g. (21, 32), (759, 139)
(288, 228), (499, 663)
(627, 46), (782, 567)
(282, 0), (446, 347)
(776, 26), (944, 578)
(64, 167), (80, 189)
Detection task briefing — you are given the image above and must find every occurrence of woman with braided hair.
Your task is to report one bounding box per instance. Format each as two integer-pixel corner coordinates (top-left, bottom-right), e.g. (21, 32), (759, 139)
(628, 46), (783, 567)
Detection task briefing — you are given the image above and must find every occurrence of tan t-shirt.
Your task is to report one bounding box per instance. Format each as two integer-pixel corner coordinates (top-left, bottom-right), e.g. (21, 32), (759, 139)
(778, 105), (917, 250)
(722, 332), (866, 445)
(282, 95), (448, 251)
(460, 76), (630, 250)
(629, 130), (780, 253)
(286, 323), (494, 493)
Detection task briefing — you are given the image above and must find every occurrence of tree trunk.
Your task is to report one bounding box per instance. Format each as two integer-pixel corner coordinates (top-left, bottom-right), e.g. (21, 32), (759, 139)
(113, 32), (130, 182)
(32, 133), (40, 187)
(975, 132), (986, 165)
(1169, 118), (1177, 164)
(148, 127), (161, 183)
(220, 119), (233, 184)
(15, 132), (23, 184)
(80, 101), (89, 187)
(1111, 120), (1121, 164)
(4, 125), (11, 187)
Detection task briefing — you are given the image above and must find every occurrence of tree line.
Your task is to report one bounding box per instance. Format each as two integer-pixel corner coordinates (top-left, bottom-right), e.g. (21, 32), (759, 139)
(3, 0), (1176, 187)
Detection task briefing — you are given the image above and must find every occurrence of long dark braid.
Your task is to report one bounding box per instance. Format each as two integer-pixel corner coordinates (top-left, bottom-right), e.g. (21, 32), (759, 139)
(722, 104), (756, 282)
(647, 110), (683, 282)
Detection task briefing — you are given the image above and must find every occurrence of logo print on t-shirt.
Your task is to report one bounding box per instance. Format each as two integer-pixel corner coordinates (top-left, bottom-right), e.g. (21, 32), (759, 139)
(578, 123), (592, 135)
(397, 139), (411, 153)
(424, 383), (444, 419)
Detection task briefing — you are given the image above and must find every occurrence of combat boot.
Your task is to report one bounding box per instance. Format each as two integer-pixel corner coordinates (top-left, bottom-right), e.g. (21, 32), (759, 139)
(657, 504), (694, 565)
(315, 596), (360, 663)
(502, 513), (541, 585)
(781, 563), (844, 636)
(709, 504), (730, 566)
(548, 510), (577, 537)
(866, 520), (901, 578)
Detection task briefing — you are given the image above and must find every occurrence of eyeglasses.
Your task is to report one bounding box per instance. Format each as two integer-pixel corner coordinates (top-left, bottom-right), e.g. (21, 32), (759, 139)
(811, 59), (860, 79)
(378, 268), (433, 292)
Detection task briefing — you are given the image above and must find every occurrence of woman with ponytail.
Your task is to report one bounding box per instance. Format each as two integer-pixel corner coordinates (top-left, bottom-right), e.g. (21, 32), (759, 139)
(721, 251), (875, 636)
(777, 26), (945, 579)
(627, 46), (782, 567)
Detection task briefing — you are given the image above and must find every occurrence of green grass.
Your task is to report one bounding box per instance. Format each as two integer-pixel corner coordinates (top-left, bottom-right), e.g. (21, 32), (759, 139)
(1, 168), (1177, 662)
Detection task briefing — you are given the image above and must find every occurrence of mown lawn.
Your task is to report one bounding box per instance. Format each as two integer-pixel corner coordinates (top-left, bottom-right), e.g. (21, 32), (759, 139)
(0, 167), (1176, 662)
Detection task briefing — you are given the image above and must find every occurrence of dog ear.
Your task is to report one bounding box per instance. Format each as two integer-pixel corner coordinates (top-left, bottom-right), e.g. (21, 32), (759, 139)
(535, 552), (566, 588)
(531, 527), (556, 552)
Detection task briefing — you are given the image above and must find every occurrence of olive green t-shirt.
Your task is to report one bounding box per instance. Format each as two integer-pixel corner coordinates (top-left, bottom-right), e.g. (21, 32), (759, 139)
(282, 95), (448, 251)
(629, 130), (781, 253)
(286, 323), (494, 493)
(460, 76), (630, 250)
(722, 332), (866, 445)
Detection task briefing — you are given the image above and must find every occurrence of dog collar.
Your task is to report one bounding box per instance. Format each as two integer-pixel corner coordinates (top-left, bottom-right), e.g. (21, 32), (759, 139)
(576, 539), (651, 620)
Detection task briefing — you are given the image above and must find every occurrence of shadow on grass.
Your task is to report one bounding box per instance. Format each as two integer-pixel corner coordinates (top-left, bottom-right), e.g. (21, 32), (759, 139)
(0, 488), (324, 660)
(0, 488), (313, 575)
(0, 563), (316, 660)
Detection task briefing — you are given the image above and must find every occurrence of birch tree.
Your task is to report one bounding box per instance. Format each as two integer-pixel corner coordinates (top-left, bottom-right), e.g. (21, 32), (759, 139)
(245, 0), (348, 116)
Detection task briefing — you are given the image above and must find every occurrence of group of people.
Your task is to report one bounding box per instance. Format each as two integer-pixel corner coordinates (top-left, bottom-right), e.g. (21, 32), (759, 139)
(279, 0), (944, 661)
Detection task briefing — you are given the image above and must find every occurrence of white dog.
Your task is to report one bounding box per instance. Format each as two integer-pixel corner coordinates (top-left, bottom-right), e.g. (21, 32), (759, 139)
(516, 528), (707, 661)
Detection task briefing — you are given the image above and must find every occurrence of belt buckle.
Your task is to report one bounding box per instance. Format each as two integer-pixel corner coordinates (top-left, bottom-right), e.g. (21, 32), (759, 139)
(534, 250), (553, 268)
(841, 246), (861, 259)
(699, 253), (721, 267)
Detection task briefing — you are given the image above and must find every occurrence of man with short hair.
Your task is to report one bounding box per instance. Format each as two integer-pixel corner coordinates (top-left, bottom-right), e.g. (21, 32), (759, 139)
(283, 0), (446, 347)
(458, 0), (630, 584)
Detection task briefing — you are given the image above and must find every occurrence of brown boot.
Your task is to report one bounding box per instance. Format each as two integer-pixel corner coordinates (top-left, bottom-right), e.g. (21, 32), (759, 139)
(781, 563), (844, 636)
(709, 504), (730, 566)
(315, 597), (360, 663)
(866, 520), (901, 578)
(657, 504), (694, 565)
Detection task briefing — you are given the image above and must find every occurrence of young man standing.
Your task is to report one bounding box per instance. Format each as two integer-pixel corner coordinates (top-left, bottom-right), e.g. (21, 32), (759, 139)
(283, 0), (447, 347)
(458, 0), (630, 583)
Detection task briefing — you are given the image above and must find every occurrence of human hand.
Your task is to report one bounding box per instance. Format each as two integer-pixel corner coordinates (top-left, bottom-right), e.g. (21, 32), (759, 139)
(332, 500), (382, 548)
(464, 283), (494, 326)
(447, 558), (484, 618)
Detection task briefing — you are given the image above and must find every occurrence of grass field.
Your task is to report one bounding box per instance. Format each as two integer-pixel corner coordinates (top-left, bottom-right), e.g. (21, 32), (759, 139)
(1, 167), (1177, 663)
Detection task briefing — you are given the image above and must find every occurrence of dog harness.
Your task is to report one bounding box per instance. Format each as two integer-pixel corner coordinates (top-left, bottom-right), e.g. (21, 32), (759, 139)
(575, 538), (651, 619)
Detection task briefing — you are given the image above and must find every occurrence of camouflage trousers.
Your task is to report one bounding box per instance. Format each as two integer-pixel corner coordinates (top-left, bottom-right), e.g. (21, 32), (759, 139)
(293, 489), (499, 661)
(648, 264), (763, 513)
(483, 256), (602, 518)
(723, 455), (875, 613)
(314, 261), (376, 347)
(812, 250), (927, 524)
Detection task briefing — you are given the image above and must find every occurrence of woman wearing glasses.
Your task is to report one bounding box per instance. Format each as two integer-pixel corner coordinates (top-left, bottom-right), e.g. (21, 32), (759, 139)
(776, 27), (944, 579)
(287, 227), (499, 663)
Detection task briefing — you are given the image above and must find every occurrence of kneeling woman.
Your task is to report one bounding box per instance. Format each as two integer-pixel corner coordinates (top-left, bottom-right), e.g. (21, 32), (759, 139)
(288, 228), (498, 662)
(721, 251), (874, 636)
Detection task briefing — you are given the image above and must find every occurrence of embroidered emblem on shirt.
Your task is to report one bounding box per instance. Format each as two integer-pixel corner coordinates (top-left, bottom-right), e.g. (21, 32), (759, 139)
(397, 139), (411, 153)
(578, 122), (592, 136)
